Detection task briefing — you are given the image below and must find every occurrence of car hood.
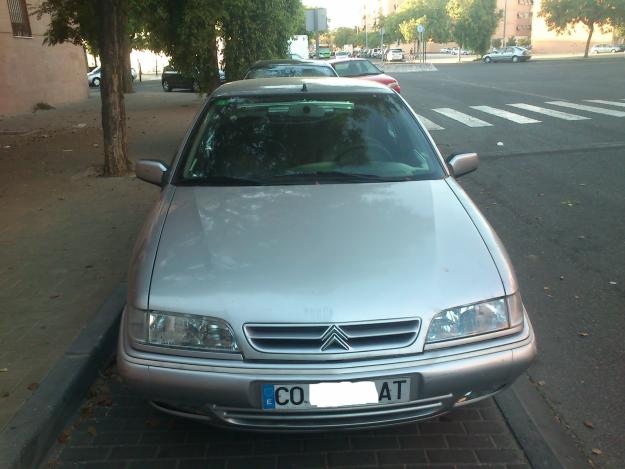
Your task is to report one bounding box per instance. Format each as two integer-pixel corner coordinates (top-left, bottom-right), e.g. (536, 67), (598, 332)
(354, 74), (397, 85)
(149, 180), (504, 326)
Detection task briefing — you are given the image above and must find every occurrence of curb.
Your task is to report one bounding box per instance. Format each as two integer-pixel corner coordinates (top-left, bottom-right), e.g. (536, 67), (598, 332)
(0, 283), (127, 469)
(495, 374), (589, 469)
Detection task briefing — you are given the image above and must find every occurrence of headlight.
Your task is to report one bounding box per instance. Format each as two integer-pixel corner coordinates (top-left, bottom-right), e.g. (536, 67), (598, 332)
(426, 293), (524, 344)
(127, 307), (239, 352)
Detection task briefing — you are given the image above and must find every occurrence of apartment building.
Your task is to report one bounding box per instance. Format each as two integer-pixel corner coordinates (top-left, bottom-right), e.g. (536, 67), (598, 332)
(0, 0), (87, 115)
(494, 0), (533, 43)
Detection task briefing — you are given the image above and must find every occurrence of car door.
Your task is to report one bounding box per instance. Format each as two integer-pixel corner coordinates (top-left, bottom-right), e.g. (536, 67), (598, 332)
(490, 49), (503, 62)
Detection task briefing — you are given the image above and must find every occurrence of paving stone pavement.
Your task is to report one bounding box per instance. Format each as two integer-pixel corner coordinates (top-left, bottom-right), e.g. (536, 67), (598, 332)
(44, 367), (530, 469)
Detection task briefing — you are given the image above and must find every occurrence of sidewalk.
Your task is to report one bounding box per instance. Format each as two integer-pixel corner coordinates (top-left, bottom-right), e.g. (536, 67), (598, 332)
(0, 85), (204, 431)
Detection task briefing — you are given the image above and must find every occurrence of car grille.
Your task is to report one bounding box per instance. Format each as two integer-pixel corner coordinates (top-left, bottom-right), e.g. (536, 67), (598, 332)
(212, 394), (451, 430)
(244, 319), (420, 354)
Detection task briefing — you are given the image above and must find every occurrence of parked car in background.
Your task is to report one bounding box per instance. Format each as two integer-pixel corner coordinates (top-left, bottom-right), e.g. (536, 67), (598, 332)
(244, 59), (338, 79)
(289, 53), (305, 60)
(590, 44), (625, 54)
(329, 58), (400, 93)
(121, 77), (536, 430)
(385, 48), (404, 61)
(87, 67), (136, 87)
(482, 46), (531, 63)
(371, 48), (383, 58)
(317, 47), (332, 59)
(161, 67), (225, 92)
(440, 47), (451, 54)
(335, 50), (351, 58)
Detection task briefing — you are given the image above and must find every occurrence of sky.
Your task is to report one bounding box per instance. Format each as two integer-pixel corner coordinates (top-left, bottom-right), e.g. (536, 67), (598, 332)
(302, 0), (363, 29)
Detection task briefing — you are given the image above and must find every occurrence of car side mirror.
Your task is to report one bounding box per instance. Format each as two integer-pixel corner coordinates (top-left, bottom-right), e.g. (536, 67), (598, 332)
(446, 152), (479, 178)
(135, 159), (169, 186)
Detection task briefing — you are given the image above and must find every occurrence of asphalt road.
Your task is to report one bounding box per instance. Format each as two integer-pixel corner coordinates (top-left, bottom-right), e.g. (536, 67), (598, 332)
(395, 56), (625, 468)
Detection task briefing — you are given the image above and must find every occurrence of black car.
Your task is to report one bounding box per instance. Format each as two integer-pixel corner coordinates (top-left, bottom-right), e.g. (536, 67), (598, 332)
(243, 59), (338, 79)
(161, 66), (225, 92)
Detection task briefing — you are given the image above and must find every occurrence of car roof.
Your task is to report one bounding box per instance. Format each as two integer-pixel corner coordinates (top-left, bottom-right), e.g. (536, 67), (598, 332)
(212, 77), (394, 97)
(327, 57), (369, 64)
(249, 59), (332, 68)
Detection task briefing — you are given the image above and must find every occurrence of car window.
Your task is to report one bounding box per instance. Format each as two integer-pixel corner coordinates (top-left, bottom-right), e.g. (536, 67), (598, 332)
(390, 49), (403, 53)
(246, 65), (336, 79)
(333, 60), (381, 77)
(177, 93), (445, 185)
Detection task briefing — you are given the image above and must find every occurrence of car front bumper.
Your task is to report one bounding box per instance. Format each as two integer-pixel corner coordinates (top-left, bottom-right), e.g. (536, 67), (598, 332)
(118, 309), (536, 431)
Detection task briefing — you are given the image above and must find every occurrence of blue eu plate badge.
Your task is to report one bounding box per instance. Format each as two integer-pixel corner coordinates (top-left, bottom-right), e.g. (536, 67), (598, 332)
(262, 384), (275, 409)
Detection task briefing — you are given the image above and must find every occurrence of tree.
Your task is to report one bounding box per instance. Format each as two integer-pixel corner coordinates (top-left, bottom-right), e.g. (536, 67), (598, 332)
(37, 0), (133, 175)
(220, 0), (304, 81)
(540, 0), (625, 57)
(333, 27), (358, 48)
(380, 0), (451, 45)
(447, 0), (499, 60)
(399, 17), (422, 55)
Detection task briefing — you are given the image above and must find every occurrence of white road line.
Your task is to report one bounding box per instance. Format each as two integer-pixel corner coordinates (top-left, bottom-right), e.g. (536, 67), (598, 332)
(546, 101), (625, 117)
(585, 99), (625, 108)
(470, 105), (541, 124)
(432, 108), (492, 127)
(507, 103), (590, 121)
(414, 114), (444, 131)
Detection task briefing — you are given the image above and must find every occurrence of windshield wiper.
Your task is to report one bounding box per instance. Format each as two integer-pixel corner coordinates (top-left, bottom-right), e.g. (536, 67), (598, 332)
(177, 175), (264, 186)
(270, 171), (399, 183)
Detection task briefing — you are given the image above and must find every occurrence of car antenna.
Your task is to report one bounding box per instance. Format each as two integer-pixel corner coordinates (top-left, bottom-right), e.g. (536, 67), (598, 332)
(301, 82), (308, 92)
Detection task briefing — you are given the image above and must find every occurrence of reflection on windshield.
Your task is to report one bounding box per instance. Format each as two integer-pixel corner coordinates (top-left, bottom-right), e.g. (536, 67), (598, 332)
(178, 94), (444, 186)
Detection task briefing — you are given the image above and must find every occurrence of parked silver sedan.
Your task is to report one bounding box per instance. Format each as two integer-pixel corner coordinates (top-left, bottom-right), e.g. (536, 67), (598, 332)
(119, 77), (536, 430)
(483, 46), (531, 63)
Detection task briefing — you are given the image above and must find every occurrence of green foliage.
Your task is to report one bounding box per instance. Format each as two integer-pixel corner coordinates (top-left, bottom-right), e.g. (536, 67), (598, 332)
(34, 0), (99, 52)
(380, 0), (452, 44)
(333, 27), (358, 48)
(507, 35), (516, 46)
(539, 0), (625, 32)
(447, 0), (499, 55)
(517, 36), (531, 47)
(399, 17), (423, 44)
(491, 37), (502, 48)
(220, 0), (304, 81)
(540, 0), (625, 56)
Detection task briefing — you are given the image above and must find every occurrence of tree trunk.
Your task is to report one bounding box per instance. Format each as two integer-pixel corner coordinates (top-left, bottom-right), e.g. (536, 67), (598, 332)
(119, 2), (133, 93)
(583, 22), (594, 58)
(96, 0), (132, 176)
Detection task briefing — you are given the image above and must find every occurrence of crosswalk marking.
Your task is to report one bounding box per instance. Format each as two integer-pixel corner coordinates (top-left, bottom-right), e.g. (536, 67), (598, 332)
(585, 99), (625, 108)
(414, 113), (444, 131)
(507, 103), (590, 121)
(546, 101), (625, 117)
(432, 108), (492, 127)
(470, 105), (541, 124)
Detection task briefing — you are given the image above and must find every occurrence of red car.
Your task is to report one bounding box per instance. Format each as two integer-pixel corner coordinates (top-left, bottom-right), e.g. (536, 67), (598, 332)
(328, 58), (400, 93)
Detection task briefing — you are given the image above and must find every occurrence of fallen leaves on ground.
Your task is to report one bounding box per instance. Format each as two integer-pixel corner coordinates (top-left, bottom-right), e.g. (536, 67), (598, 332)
(87, 426), (97, 437)
(57, 431), (70, 444)
(592, 448), (603, 455)
(27, 382), (39, 391)
(583, 421), (594, 429)
(0, 368), (8, 372)
(578, 332), (590, 337)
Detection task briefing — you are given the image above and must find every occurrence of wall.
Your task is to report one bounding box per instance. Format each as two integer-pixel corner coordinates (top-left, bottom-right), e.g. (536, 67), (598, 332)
(0, 0), (88, 116)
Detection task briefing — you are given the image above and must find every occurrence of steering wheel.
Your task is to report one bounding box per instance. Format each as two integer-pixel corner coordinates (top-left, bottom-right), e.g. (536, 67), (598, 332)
(334, 139), (394, 165)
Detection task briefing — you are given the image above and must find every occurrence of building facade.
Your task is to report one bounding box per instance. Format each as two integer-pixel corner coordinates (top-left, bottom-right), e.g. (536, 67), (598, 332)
(0, 0), (88, 116)
(494, 0), (533, 44)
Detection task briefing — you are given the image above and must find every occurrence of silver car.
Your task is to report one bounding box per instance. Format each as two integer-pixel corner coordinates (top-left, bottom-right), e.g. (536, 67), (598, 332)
(483, 46), (531, 63)
(119, 77), (536, 430)
(590, 43), (625, 54)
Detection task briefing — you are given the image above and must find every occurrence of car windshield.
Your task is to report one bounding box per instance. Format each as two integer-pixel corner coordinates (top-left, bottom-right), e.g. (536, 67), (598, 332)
(246, 65), (336, 79)
(333, 60), (382, 77)
(176, 93), (444, 186)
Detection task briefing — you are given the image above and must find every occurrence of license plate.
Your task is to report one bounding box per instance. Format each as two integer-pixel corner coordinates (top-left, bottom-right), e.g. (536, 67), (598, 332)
(261, 378), (410, 410)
